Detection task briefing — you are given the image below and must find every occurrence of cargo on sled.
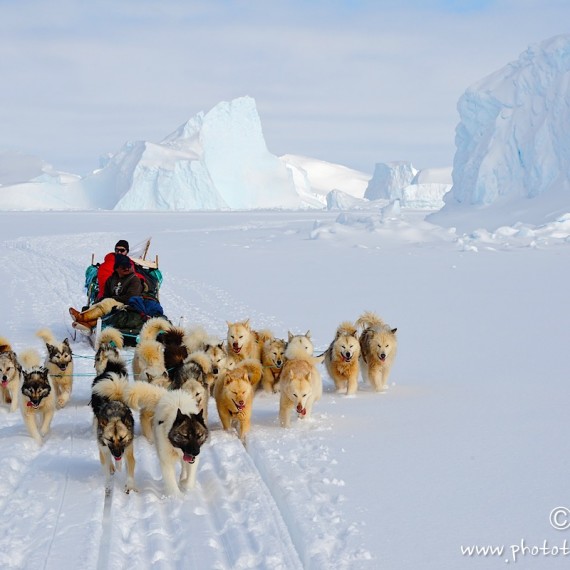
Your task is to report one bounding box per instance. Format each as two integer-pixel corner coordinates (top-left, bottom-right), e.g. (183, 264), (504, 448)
(71, 238), (168, 347)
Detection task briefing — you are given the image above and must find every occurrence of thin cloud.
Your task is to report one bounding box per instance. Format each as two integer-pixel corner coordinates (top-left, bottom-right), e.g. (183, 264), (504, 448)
(0, 0), (568, 174)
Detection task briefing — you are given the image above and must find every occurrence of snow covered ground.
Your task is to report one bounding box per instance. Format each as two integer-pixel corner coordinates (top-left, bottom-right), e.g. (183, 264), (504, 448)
(0, 209), (569, 569)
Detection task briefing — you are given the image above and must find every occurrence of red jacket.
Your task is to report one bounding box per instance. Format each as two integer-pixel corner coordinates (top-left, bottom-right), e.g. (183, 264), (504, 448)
(96, 253), (116, 300)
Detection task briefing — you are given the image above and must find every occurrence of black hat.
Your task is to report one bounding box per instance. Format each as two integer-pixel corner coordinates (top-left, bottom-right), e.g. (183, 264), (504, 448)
(114, 254), (132, 270)
(115, 240), (129, 253)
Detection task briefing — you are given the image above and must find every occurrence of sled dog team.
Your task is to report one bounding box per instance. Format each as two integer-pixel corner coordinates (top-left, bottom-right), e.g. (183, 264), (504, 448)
(0, 311), (397, 496)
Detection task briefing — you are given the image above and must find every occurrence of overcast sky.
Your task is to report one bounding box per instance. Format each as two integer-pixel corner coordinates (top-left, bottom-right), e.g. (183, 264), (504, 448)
(1, 0), (568, 176)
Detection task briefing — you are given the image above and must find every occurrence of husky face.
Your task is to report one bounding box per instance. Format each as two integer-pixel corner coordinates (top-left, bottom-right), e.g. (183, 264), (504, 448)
(281, 360), (313, 415)
(372, 331), (397, 362)
(97, 402), (135, 461)
(168, 409), (208, 463)
(263, 338), (286, 369)
(204, 343), (228, 375)
(285, 331), (314, 359)
(46, 339), (73, 372)
(21, 368), (51, 408)
(361, 327), (398, 363)
(226, 320), (253, 355)
(0, 351), (20, 387)
(223, 371), (253, 412)
(332, 333), (361, 363)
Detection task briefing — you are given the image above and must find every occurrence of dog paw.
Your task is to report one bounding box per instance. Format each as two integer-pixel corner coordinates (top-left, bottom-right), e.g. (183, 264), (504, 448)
(124, 485), (138, 494)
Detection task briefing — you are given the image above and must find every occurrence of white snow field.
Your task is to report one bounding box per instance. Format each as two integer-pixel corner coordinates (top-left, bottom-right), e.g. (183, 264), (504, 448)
(0, 209), (569, 569)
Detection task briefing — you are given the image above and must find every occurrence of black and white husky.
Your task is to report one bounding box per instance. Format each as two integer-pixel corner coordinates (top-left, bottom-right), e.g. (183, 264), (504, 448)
(90, 332), (135, 494)
(36, 328), (74, 408)
(94, 378), (208, 497)
(19, 349), (56, 445)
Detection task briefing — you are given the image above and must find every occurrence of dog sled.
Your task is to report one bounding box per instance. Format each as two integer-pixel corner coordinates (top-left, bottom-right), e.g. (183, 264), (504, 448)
(72, 238), (168, 347)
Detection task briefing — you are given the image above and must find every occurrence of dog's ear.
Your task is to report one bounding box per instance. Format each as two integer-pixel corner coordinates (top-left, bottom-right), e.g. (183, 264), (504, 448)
(288, 331), (293, 342)
(46, 344), (57, 357)
(305, 330), (311, 339)
(195, 408), (205, 423)
(243, 319), (250, 330)
(63, 338), (70, 347)
(217, 342), (224, 350)
(391, 328), (398, 335)
(226, 321), (233, 328)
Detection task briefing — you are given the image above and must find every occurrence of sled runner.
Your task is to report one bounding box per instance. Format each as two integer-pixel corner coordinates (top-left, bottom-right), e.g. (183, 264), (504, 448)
(73, 238), (168, 347)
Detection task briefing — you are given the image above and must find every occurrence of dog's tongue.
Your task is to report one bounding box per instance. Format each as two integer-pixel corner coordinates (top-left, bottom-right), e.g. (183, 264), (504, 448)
(26, 401), (39, 409)
(1, 380), (6, 387)
(114, 455), (122, 461)
(296, 404), (306, 415)
(183, 454), (195, 463)
(232, 344), (241, 353)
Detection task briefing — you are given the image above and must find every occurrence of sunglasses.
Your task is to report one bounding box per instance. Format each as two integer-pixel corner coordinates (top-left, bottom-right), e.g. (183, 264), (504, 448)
(115, 248), (127, 254)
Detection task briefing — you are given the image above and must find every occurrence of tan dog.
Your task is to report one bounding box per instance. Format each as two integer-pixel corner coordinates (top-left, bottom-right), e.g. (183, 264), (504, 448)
(324, 322), (361, 395)
(261, 334), (286, 393)
(132, 339), (169, 385)
(132, 339), (169, 443)
(19, 348), (56, 445)
(356, 311), (398, 391)
(0, 337), (20, 412)
(226, 320), (262, 365)
(214, 359), (262, 442)
(36, 328), (74, 408)
(279, 346), (323, 428)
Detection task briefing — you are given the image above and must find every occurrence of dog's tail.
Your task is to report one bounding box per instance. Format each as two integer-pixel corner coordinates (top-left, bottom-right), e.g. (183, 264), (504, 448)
(0, 336), (13, 353)
(96, 327), (124, 351)
(93, 377), (165, 411)
(124, 381), (165, 411)
(19, 348), (42, 370)
(336, 321), (358, 338)
(92, 373), (129, 400)
(356, 311), (385, 331)
(186, 350), (213, 375)
(236, 358), (263, 387)
(36, 327), (57, 346)
(139, 317), (172, 342)
(136, 339), (165, 367)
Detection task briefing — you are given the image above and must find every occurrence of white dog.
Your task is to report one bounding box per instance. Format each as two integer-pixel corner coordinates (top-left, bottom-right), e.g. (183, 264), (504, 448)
(356, 311), (398, 391)
(279, 339), (323, 427)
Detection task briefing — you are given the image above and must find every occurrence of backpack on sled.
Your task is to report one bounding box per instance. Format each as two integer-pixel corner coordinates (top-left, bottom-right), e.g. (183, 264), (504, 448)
(80, 241), (168, 346)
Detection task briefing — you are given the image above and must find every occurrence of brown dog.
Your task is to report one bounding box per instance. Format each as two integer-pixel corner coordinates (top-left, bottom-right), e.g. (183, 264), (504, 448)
(323, 322), (361, 395)
(214, 359), (262, 443)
